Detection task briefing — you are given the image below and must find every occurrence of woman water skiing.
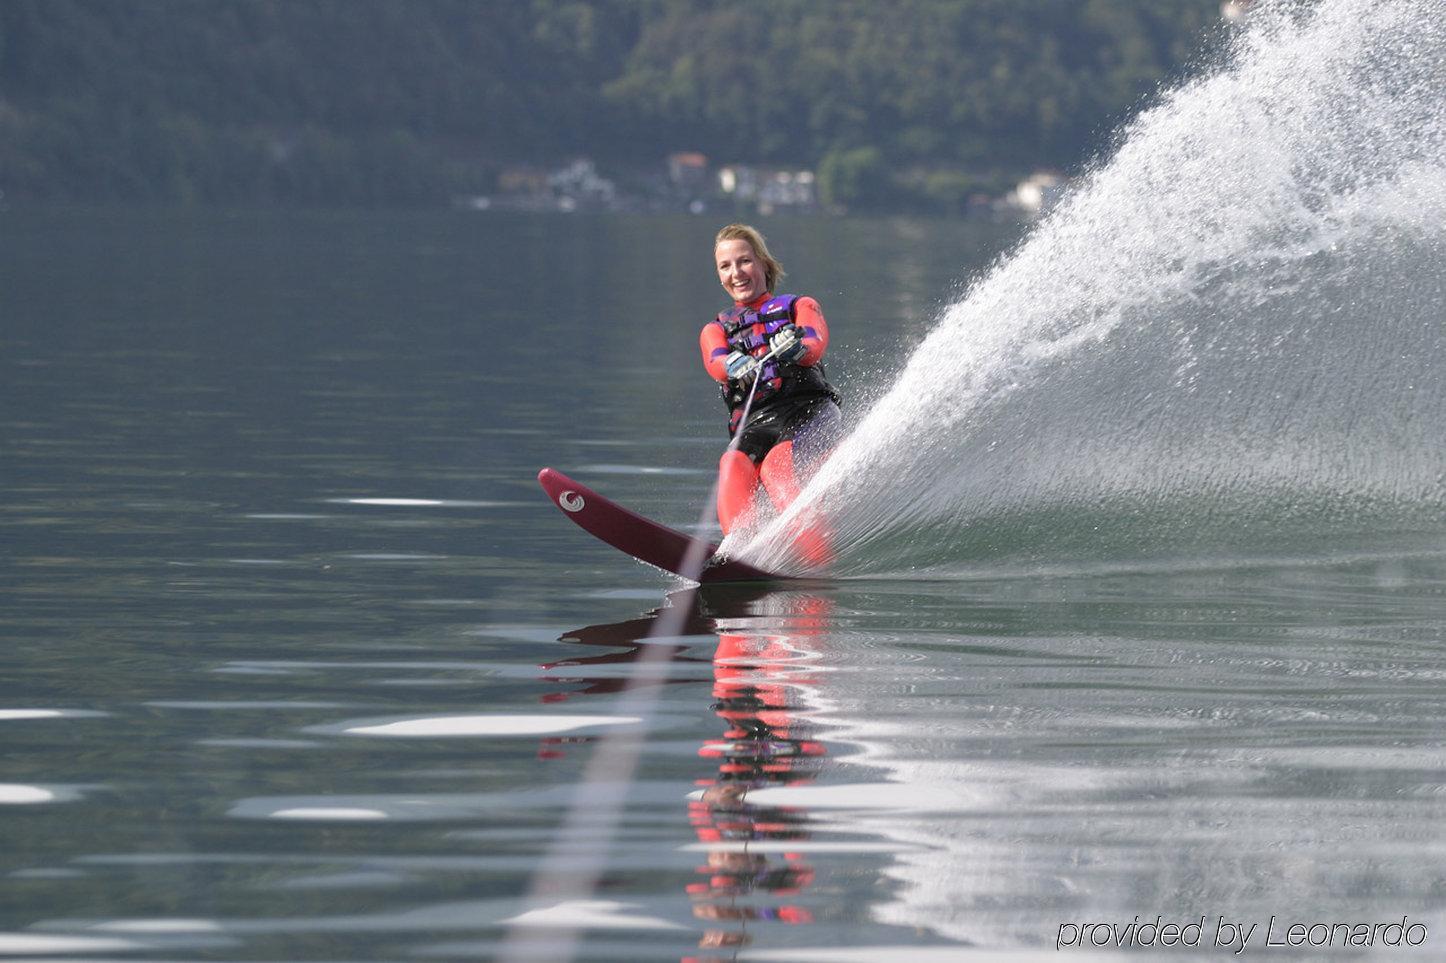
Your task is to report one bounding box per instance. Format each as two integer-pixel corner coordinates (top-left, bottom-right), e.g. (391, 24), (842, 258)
(700, 224), (841, 565)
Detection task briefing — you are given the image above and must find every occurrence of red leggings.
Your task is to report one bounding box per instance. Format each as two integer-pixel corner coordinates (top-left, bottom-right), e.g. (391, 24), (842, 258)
(717, 443), (802, 535)
(715, 401), (840, 565)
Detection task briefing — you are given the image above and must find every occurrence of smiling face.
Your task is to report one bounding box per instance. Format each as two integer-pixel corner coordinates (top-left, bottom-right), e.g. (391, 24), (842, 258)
(715, 238), (769, 304)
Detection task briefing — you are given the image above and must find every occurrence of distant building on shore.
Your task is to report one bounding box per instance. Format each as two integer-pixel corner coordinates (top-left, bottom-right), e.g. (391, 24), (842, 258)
(666, 152), (711, 213)
(484, 159), (619, 212)
(717, 165), (817, 214)
(667, 152), (709, 191)
(471, 154), (1043, 220)
(547, 159), (617, 211)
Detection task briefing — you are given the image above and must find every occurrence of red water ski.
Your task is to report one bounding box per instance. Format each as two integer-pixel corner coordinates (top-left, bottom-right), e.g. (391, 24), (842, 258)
(537, 468), (786, 584)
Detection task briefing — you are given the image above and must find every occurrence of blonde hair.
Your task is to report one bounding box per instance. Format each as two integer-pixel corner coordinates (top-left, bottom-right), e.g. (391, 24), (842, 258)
(715, 223), (785, 293)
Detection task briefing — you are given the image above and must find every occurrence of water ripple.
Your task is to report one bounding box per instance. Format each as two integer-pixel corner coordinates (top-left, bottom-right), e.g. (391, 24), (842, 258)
(313, 713), (645, 738)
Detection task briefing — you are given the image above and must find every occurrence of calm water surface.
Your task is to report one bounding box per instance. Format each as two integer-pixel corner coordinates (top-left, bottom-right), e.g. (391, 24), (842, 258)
(3, 209), (1444, 960)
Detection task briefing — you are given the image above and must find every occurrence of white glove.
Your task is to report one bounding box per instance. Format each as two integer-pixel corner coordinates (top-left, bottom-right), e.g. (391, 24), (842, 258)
(726, 350), (761, 382)
(769, 324), (806, 363)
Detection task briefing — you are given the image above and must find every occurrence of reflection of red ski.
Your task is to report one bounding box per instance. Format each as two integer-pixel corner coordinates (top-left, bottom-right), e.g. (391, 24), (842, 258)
(537, 468), (787, 584)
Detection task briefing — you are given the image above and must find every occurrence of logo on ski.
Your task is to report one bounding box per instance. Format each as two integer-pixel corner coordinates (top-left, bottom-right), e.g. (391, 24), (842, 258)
(558, 490), (586, 512)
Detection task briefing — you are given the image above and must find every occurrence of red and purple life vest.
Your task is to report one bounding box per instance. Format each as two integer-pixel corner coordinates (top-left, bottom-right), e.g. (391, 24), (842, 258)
(715, 294), (837, 432)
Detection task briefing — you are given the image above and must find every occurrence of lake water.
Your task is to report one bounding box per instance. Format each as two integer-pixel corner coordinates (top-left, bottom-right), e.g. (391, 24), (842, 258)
(4, 207), (1445, 961)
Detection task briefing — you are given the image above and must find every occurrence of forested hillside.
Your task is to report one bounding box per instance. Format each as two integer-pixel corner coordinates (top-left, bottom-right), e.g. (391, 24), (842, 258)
(0, 0), (1225, 208)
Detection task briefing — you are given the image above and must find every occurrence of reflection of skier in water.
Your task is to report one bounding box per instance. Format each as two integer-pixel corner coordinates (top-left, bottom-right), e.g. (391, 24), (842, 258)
(701, 224), (840, 565)
(686, 593), (832, 954)
(538, 588), (832, 956)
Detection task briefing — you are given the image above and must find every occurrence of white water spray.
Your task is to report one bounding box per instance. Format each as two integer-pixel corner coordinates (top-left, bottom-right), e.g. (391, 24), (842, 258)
(737, 0), (1446, 577)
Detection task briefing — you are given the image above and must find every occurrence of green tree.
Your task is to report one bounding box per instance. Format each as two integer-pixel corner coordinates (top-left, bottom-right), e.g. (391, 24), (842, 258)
(817, 146), (884, 211)
(0, 0), (1225, 207)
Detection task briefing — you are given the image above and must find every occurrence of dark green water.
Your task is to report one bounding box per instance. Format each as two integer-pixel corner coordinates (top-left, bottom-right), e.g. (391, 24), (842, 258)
(3, 208), (1444, 960)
